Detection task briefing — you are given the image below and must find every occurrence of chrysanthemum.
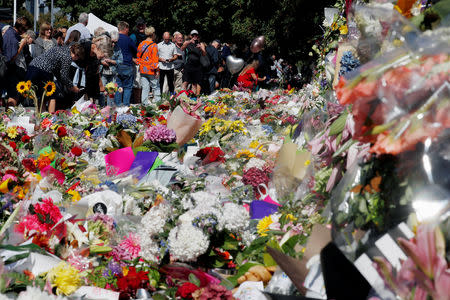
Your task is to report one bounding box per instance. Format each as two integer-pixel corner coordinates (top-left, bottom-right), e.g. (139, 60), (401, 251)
(46, 261), (82, 295)
(6, 126), (18, 139)
(257, 215), (273, 236)
(44, 81), (56, 97)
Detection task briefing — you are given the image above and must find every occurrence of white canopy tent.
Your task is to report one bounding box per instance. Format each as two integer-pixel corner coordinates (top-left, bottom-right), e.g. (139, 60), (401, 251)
(86, 13), (118, 35)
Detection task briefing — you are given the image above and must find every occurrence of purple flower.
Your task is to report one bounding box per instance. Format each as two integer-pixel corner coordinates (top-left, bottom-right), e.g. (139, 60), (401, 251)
(102, 260), (122, 277)
(144, 125), (176, 144)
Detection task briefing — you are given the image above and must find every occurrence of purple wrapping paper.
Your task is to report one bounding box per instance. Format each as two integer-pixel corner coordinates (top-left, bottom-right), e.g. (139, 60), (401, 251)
(250, 200), (280, 219)
(130, 151), (158, 179)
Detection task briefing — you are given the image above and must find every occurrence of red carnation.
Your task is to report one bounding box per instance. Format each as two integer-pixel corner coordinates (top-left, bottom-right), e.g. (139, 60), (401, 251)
(71, 147), (83, 156)
(21, 135), (30, 143)
(57, 126), (67, 137)
(176, 282), (199, 299)
(9, 141), (17, 150)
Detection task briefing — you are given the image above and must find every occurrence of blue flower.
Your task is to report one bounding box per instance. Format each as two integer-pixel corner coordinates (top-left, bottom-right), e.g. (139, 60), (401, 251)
(116, 114), (137, 129)
(339, 51), (360, 76)
(92, 126), (108, 138)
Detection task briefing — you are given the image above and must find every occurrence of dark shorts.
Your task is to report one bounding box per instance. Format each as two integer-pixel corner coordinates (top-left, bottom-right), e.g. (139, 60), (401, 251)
(182, 69), (202, 85)
(26, 65), (63, 100)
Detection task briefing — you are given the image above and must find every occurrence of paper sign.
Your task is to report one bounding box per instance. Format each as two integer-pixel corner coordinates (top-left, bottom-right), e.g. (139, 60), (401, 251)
(375, 234), (407, 271)
(104, 147), (135, 176)
(150, 157), (164, 172)
(40, 165), (65, 184)
(130, 151), (158, 179)
(250, 201), (279, 219)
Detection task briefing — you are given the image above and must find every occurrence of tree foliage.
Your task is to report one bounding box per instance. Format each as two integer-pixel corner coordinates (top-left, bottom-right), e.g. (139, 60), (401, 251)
(52, 0), (334, 66)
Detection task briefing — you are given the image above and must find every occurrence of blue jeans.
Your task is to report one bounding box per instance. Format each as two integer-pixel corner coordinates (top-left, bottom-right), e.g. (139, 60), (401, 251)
(140, 73), (161, 105)
(208, 74), (216, 94)
(115, 64), (134, 106)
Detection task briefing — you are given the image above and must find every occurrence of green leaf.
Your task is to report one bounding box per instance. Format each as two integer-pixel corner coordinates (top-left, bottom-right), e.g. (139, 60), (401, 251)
(5, 253), (30, 264)
(332, 139), (357, 158)
(188, 273), (201, 287)
(263, 252), (277, 266)
(328, 112), (348, 136)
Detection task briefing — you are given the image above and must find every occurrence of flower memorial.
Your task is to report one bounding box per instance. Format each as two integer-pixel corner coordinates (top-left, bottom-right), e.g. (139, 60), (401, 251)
(0, 1), (448, 300)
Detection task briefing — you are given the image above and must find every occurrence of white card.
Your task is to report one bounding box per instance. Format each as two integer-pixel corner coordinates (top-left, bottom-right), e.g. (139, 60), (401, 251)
(375, 234), (407, 271)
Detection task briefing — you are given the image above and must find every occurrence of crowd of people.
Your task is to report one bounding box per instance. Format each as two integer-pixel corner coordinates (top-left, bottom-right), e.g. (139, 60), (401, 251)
(0, 13), (301, 112)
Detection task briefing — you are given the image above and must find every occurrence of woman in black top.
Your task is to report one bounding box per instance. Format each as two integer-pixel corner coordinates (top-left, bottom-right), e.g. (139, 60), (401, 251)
(26, 43), (84, 113)
(75, 35), (112, 102)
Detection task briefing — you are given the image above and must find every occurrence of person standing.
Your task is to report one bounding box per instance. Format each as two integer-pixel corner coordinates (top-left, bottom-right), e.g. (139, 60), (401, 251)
(173, 32), (184, 92)
(205, 39), (220, 94)
(115, 21), (137, 106)
(99, 31), (123, 107)
(33, 22), (56, 58)
(181, 30), (206, 95)
(129, 17), (146, 47)
(158, 32), (177, 96)
(65, 13), (91, 43)
(137, 26), (160, 105)
(2, 16), (30, 107)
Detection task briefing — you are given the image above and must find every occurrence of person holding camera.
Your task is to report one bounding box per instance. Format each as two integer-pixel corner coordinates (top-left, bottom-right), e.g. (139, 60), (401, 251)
(181, 30), (206, 96)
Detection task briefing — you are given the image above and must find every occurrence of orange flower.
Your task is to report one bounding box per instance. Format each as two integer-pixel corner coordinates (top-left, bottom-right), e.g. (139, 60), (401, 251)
(335, 76), (378, 105)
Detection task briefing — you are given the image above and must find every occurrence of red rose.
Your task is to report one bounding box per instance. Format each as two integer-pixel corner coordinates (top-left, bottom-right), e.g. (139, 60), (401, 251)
(176, 282), (199, 299)
(22, 158), (37, 173)
(57, 126), (67, 137)
(71, 147), (83, 156)
(9, 141), (17, 150)
(21, 135), (30, 143)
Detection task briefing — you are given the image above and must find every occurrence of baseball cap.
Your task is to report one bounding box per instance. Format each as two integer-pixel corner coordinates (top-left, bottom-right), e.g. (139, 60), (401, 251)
(213, 39), (221, 45)
(190, 30), (199, 35)
(136, 17), (146, 26)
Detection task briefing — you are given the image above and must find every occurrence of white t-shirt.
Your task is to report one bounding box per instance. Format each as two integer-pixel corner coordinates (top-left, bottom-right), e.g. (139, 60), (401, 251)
(157, 41), (176, 70)
(65, 23), (92, 42)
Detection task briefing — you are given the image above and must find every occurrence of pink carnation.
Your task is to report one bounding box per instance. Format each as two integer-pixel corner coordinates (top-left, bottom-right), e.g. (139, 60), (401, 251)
(112, 233), (141, 261)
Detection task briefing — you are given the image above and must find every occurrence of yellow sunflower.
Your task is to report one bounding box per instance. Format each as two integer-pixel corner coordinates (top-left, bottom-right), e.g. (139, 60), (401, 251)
(44, 81), (56, 97)
(26, 80), (32, 90)
(16, 81), (28, 94)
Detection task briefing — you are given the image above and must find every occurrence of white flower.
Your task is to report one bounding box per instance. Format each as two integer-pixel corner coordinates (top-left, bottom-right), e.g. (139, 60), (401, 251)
(66, 222), (89, 246)
(243, 158), (266, 172)
(218, 202), (250, 232)
(241, 230), (256, 246)
(168, 224), (209, 262)
(17, 286), (68, 300)
(138, 237), (161, 262)
(141, 203), (171, 235)
(0, 294), (9, 300)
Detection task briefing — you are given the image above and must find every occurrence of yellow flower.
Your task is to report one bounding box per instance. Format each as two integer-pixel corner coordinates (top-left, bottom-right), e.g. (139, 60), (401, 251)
(68, 190), (81, 202)
(16, 81), (28, 94)
(71, 107), (80, 114)
(44, 81), (56, 97)
(122, 266), (129, 276)
(26, 80), (32, 90)
(257, 216), (273, 236)
(236, 149), (255, 159)
(339, 24), (348, 35)
(46, 262), (81, 295)
(84, 130), (91, 137)
(249, 140), (260, 149)
(304, 159), (311, 166)
(285, 214), (297, 221)
(6, 126), (18, 139)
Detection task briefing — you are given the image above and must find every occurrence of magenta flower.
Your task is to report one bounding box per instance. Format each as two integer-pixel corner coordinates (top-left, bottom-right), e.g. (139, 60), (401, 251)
(144, 125), (176, 144)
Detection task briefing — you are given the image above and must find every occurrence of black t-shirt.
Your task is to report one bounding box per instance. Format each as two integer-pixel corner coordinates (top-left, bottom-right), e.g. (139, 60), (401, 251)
(184, 42), (202, 71)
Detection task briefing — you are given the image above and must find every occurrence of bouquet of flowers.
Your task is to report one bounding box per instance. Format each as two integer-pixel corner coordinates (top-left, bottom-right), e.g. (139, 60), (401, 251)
(103, 82), (122, 99)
